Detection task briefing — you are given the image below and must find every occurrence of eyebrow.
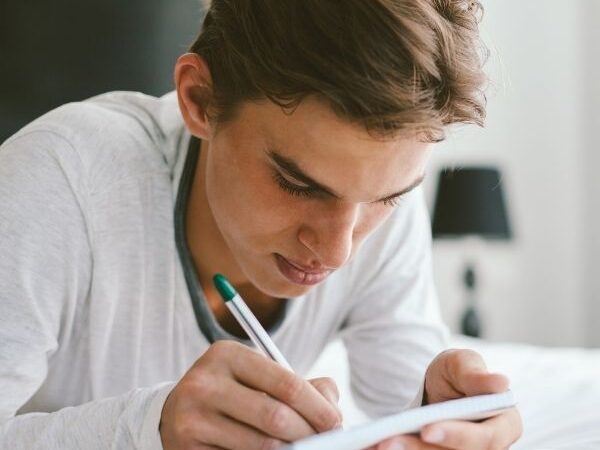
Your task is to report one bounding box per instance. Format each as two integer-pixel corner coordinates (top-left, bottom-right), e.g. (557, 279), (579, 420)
(267, 150), (425, 203)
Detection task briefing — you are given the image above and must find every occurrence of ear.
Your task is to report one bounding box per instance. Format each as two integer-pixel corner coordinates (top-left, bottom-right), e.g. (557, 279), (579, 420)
(174, 53), (214, 140)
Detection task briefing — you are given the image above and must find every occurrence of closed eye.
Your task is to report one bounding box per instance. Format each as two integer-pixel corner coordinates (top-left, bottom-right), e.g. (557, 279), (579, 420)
(272, 171), (317, 198)
(380, 194), (404, 207)
(266, 149), (423, 207)
(272, 170), (405, 207)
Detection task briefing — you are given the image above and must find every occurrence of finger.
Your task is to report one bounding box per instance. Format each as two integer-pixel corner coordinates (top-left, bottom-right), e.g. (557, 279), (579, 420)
(376, 434), (445, 450)
(444, 349), (510, 396)
(309, 377), (340, 403)
(420, 407), (523, 449)
(308, 377), (343, 422)
(216, 378), (315, 441)
(197, 411), (287, 450)
(227, 344), (341, 432)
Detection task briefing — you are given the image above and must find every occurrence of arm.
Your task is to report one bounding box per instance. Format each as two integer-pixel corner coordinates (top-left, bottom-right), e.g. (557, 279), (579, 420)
(0, 131), (342, 450)
(0, 384), (174, 450)
(0, 131), (172, 449)
(336, 189), (522, 449)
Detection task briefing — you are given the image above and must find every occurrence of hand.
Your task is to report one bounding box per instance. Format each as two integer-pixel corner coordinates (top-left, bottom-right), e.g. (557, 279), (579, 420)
(160, 340), (342, 450)
(372, 349), (522, 450)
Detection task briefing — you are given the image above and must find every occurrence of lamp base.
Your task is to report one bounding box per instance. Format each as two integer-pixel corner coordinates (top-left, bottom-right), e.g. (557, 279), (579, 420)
(461, 305), (481, 338)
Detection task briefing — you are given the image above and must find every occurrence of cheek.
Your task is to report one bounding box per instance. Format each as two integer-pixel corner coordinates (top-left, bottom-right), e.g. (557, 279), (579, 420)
(210, 164), (300, 243)
(243, 195), (296, 239)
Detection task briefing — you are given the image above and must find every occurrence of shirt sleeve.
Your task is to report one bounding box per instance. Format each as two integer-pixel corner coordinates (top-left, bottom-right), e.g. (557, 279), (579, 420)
(0, 383), (175, 450)
(338, 188), (449, 418)
(0, 131), (173, 449)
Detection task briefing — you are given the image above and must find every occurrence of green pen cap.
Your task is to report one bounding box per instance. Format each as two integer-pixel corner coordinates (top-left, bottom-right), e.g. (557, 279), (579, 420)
(213, 273), (237, 302)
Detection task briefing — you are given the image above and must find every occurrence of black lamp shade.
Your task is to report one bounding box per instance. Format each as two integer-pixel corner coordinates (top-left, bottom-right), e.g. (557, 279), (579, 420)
(431, 167), (512, 240)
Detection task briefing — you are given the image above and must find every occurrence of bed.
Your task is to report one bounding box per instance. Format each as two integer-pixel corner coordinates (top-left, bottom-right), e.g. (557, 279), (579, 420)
(307, 335), (600, 449)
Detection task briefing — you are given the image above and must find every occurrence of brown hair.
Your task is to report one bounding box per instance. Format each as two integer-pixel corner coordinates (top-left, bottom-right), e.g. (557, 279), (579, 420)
(190, 0), (488, 142)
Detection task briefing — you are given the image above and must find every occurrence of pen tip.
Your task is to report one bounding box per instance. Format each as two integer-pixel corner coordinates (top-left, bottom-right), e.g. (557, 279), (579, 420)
(212, 273), (237, 301)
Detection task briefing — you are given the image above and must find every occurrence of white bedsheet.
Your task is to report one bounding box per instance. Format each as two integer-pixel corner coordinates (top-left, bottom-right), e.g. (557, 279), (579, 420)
(307, 335), (600, 450)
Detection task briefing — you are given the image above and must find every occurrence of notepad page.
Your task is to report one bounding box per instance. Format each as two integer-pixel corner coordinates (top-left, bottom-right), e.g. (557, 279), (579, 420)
(284, 391), (516, 450)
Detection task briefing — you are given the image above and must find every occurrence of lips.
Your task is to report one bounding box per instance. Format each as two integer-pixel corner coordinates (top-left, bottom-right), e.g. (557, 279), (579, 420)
(274, 254), (332, 285)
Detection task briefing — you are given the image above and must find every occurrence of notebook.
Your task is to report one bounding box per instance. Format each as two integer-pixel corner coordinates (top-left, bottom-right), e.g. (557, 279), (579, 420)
(283, 390), (516, 450)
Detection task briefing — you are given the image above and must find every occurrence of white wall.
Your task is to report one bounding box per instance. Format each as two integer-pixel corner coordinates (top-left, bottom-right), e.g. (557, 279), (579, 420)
(583, 1), (600, 347)
(424, 1), (590, 346)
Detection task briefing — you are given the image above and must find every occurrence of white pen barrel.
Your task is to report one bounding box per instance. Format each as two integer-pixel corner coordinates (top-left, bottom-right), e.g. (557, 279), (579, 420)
(228, 295), (293, 371)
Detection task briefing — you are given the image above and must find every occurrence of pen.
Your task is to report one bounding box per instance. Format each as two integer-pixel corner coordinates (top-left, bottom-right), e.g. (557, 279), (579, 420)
(212, 273), (293, 371)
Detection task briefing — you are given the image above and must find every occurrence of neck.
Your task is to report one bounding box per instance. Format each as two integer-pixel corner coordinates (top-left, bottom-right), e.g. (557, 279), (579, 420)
(185, 140), (244, 287)
(185, 139), (283, 331)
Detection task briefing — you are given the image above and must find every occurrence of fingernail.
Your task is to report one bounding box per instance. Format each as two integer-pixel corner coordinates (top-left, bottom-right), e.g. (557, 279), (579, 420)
(422, 427), (445, 443)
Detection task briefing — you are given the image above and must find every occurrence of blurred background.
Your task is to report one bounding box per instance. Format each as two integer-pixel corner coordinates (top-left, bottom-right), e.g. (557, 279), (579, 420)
(1, 1), (597, 348)
(0, 0), (204, 139)
(426, 0), (600, 348)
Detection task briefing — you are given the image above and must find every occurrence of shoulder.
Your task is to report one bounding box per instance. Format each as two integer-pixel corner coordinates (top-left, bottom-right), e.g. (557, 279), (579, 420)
(1, 91), (184, 194)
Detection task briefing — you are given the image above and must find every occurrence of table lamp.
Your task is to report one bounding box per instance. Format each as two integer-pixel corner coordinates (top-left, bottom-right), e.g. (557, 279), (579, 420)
(431, 167), (512, 337)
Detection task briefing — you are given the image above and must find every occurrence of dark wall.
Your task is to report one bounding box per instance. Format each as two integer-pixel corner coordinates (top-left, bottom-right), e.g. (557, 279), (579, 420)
(0, 1), (205, 142)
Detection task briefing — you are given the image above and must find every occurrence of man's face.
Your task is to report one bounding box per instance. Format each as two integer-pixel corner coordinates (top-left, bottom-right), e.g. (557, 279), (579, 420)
(202, 97), (431, 298)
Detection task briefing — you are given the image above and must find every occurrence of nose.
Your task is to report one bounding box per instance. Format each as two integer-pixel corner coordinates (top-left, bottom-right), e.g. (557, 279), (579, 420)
(297, 201), (360, 269)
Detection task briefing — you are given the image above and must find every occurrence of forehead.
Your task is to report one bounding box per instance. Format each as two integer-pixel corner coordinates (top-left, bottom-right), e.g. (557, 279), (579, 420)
(222, 97), (431, 199)
(233, 97), (429, 157)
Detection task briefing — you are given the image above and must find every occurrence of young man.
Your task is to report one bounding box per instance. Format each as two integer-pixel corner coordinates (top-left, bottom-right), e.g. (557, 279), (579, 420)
(0, 1), (522, 449)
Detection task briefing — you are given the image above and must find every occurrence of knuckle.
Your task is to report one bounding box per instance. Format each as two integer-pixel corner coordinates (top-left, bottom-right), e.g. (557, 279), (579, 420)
(435, 348), (484, 380)
(172, 382), (195, 407)
(277, 372), (305, 404)
(172, 372), (219, 413)
(436, 348), (460, 360)
(264, 403), (290, 435)
(449, 348), (479, 365)
(427, 348), (456, 376)
(172, 413), (196, 438)
(209, 339), (238, 358)
(461, 348), (482, 359)
(189, 369), (218, 398)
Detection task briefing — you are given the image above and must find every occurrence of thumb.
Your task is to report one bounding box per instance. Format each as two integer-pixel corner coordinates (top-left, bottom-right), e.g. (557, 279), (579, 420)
(448, 349), (510, 396)
(426, 349), (510, 403)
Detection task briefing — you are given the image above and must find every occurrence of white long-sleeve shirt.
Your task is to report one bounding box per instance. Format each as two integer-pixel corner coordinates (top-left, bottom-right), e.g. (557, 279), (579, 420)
(0, 91), (448, 449)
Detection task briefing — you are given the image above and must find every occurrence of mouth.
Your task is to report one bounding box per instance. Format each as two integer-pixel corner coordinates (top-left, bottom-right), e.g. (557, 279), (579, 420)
(274, 254), (332, 286)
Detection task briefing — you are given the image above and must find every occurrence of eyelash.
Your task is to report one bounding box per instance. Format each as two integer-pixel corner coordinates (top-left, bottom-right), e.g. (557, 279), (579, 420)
(272, 172), (403, 207)
(382, 196), (402, 207)
(273, 172), (314, 198)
